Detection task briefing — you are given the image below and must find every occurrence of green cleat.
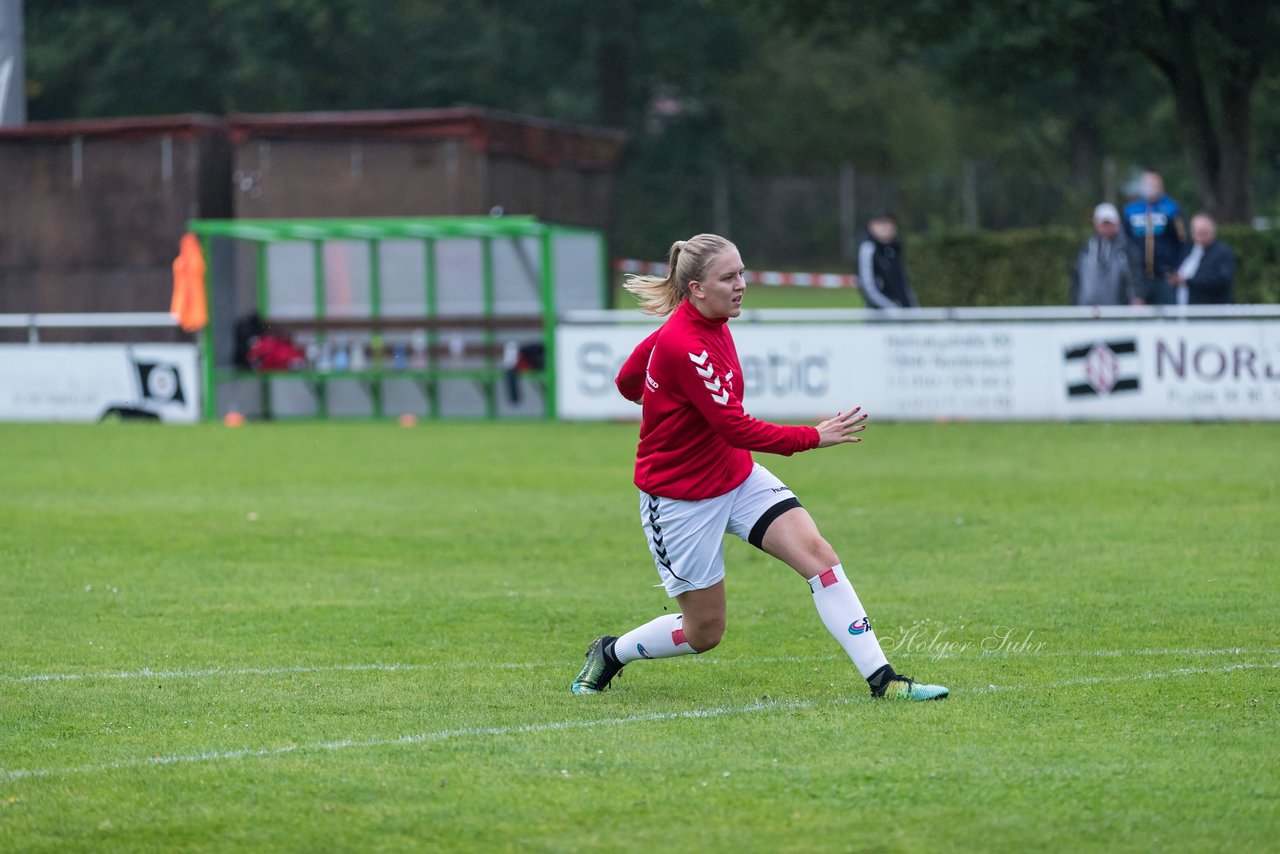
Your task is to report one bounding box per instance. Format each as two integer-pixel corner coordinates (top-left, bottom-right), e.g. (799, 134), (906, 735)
(876, 675), (949, 701)
(571, 635), (623, 695)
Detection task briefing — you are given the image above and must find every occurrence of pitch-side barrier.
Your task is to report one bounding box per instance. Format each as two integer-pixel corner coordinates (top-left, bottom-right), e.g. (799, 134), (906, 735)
(0, 312), (199, 422)
(555, 305), (1280, 421)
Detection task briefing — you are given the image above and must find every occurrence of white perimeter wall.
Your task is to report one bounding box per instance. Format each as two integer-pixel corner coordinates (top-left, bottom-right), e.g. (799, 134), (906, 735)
(557, 318), (1280, 421)
(0, 344), (200, 422)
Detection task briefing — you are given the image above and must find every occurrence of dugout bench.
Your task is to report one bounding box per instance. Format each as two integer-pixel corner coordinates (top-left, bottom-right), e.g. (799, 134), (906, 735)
(189, 217), (607, 421)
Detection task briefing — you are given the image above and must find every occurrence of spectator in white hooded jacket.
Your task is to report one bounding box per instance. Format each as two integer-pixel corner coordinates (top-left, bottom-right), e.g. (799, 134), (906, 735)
(1070, 203), (1140, 306)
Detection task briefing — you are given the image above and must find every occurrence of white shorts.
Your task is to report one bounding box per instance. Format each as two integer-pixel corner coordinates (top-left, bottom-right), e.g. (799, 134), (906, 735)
(639, 463), (803, 597)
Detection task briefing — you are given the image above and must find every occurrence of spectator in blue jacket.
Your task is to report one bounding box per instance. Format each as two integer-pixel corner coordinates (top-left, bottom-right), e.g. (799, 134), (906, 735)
(1123, 169), (1186, 305)
(1168, 213), (1235, 305)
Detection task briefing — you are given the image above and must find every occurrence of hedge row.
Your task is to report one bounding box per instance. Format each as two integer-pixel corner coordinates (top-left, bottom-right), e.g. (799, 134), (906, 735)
(906, 225), (1280, 306)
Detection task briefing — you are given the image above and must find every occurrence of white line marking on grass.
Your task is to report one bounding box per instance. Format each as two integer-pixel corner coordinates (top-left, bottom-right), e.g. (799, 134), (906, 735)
(974, 661), (1280, 693)
(0, 697), (816, 782)
(3, 647), (1277, 686)
(1046, 647), (1280, 659)
(701, 647), (1280, 665)
(2, 661), (1275, 783)
(0, 660), (549, 684)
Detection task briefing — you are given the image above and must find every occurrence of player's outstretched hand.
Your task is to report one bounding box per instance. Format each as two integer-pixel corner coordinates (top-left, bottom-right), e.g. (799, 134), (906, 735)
(815, 406), (868, 448)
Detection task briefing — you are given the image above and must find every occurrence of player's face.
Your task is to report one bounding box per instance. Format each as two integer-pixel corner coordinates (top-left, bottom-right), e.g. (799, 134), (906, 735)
(690, 246), (746, 320)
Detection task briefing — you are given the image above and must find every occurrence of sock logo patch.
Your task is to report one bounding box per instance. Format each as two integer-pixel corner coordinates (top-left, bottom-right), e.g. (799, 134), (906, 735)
(817, 568), (838, 588)
(671, 628), (687, 647)
(848, 617), (871, 636)
(637, 643), (652, 659)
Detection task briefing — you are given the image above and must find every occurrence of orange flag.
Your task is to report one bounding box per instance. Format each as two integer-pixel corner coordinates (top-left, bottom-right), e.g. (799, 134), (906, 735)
(171, 232), (208, 333)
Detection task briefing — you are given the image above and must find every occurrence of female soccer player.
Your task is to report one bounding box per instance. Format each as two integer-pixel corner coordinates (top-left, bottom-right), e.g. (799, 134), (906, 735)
(571, 233), (948, 701)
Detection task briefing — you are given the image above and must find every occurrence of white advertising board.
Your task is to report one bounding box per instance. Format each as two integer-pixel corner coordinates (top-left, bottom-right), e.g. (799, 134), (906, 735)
(0, 344), (202, 423)
(557, 320), (1280, 421)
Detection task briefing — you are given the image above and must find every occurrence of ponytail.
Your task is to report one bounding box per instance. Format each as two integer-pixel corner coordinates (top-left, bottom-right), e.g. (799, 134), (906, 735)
(623, 234), (733, 316)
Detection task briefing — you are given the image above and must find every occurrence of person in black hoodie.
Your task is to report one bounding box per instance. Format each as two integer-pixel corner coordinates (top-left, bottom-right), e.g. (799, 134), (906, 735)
(857, 212), (919, 308)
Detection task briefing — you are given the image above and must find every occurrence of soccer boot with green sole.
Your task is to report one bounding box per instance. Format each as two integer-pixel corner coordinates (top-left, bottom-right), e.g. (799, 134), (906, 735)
(875, 675), (949, 701)
(571, 635), (623, 695)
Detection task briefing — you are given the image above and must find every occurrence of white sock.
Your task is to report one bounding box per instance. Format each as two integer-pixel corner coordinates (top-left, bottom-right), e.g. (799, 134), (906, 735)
(613, 613), (696, 664)
(807, 564), (890, 679)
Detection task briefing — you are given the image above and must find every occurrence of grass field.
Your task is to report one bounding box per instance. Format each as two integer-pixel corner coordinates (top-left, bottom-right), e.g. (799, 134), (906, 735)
(1, 420), (1277, 852)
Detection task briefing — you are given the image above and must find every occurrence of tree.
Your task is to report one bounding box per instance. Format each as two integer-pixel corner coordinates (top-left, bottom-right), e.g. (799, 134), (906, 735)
(23, 1), (510, 117)
(1115, 0), (1280, 222)
(875, 1), (1153, 205)
(857, 0), (1280, 222)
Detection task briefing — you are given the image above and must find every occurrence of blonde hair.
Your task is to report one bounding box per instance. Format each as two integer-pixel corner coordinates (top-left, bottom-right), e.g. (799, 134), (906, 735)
(623, 233), (734, 316)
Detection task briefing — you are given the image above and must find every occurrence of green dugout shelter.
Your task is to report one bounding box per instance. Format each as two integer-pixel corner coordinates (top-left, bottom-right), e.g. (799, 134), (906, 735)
(188, 216), (608, 421)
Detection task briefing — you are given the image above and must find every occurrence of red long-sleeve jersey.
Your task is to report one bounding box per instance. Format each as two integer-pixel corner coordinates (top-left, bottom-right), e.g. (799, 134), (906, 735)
(615, 299), (820, 500)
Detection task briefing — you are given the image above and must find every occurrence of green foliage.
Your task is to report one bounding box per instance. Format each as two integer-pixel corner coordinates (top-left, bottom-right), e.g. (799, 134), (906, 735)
(1222, 226), (1280, 304)
(19, 0), (1280, 242)
(907, 225), (1280, 306)
(22, 0), (742, 122)
(873, 0), (1280, 221)
(906, 227), (1079, 307)
(24, 0), (526, 116)
(720, 23), (965, 175)
(0, 421), (1276, 850)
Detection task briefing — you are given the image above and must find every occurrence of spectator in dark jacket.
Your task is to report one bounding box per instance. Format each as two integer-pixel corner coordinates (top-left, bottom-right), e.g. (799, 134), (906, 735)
(1168, 213), (1235, 305)
(1070, 203), (1139, 306)
(857, 212), (918, 309)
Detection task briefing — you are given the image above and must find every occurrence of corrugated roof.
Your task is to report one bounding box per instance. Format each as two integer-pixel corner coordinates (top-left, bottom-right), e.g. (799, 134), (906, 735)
(0, 114), (226, 141)
(0, 107), (626, 170)
(229, 107), (626, 171)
